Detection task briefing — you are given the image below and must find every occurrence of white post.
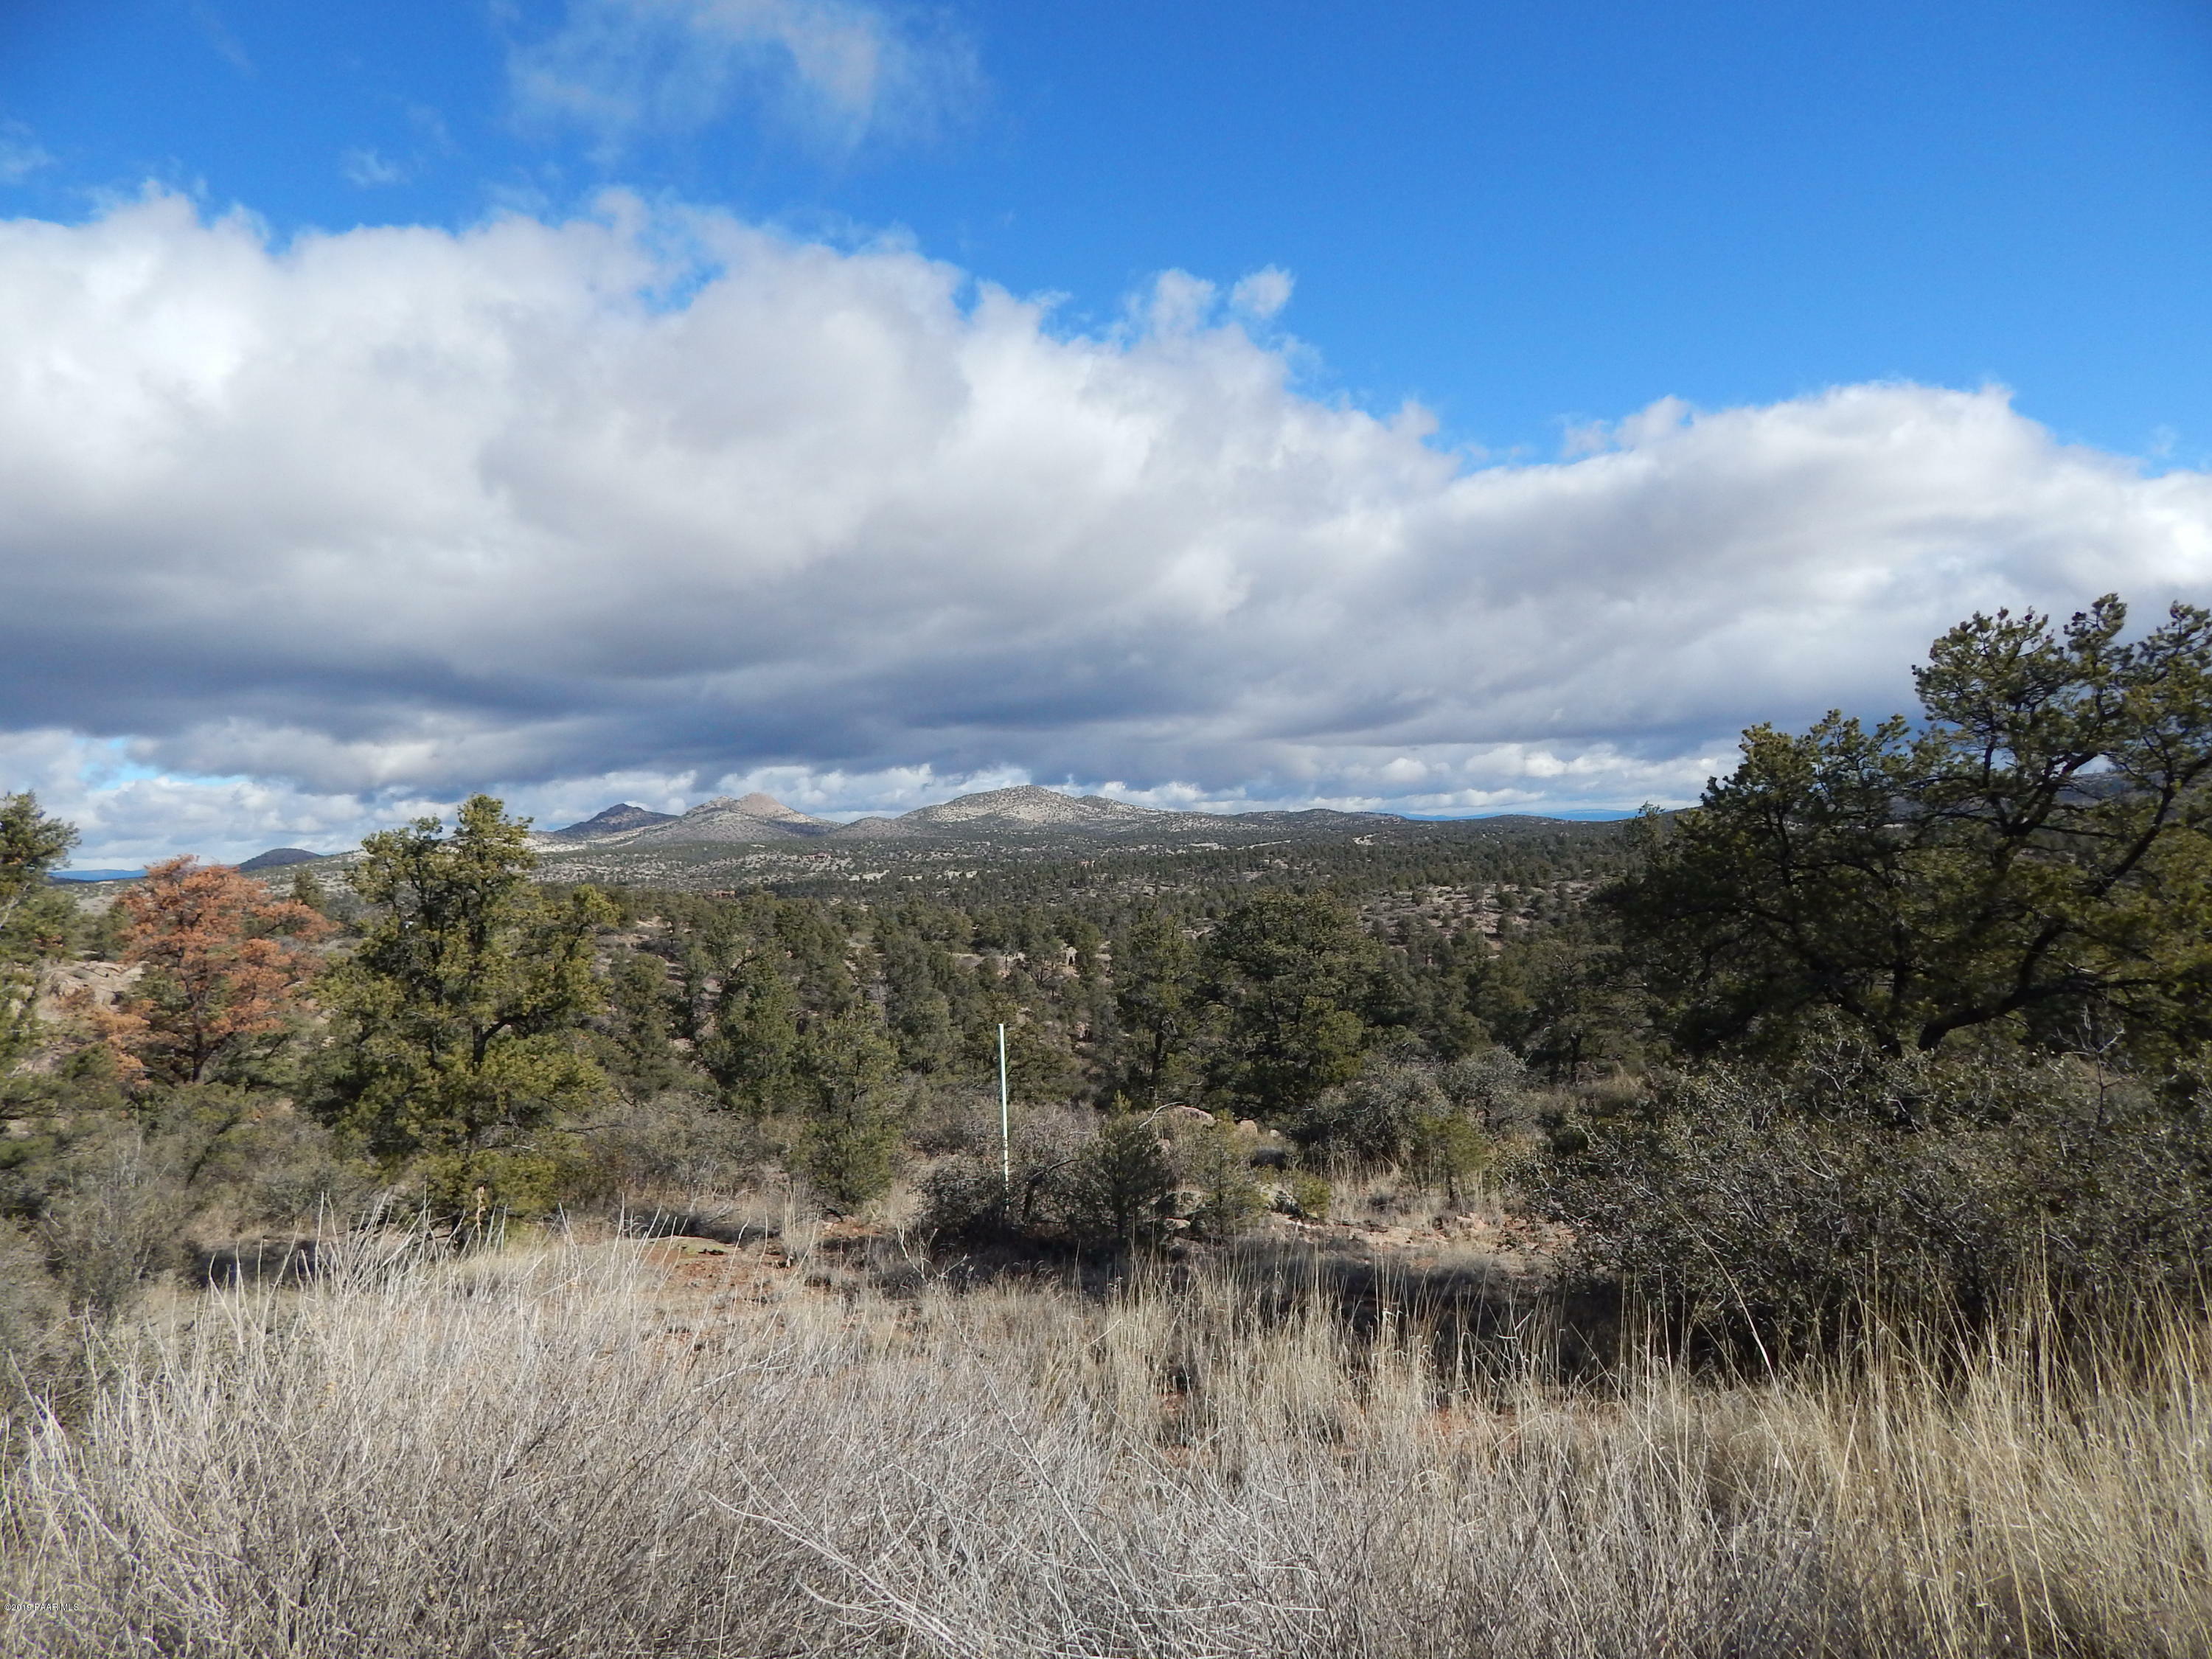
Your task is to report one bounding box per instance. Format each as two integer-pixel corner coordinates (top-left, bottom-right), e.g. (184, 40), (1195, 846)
(998, 1022), (1012, 1194)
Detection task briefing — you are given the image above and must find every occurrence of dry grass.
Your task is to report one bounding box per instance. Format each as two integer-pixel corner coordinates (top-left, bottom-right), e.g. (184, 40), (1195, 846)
(4, 1238), (2210, 1658)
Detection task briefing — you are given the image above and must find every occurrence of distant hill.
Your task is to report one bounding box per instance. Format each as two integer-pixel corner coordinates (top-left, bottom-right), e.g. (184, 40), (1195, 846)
(622, 794), (836, 845)
(812, 785), (1405, 846)
(855, 784), (1190, 838)
(550, 784), (1415, 854)
(521, 783), (1631, 894)
(905, 785), (1158, 830)
(546, 803), (679, 841)
(236, 847), (327, 872)
(545, 783), (1469, 855)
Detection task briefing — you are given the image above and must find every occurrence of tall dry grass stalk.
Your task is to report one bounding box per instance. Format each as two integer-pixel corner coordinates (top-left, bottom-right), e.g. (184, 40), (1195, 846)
(3, 1239), (2209, 1657)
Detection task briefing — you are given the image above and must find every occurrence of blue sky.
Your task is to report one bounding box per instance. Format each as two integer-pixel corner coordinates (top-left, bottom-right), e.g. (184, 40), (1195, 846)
(8, 0), (2207, 458)
(2, 0), (2211, 858)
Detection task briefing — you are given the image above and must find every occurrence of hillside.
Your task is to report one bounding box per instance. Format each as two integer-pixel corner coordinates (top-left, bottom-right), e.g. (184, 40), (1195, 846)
(543, 803), (679, 840)
(527, 783), (1629, 897)
(234, 846), (327, 872)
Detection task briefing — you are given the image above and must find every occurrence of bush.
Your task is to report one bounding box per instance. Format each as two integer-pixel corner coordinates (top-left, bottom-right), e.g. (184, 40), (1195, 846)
(1439, 1046), (1533, 1132)
(1175, 1121), (1265, 1239)
(918, 1154), (1010, 1240)
(919, 1105), (1093, 1243)
(1298, 1054), (1503, 1200)
(1276, 1169), (1332, 1220)
(585, 1092), (768, 1211)
(1297, 1058), (1443, 1165)
(157, 1091), (369, 1234)
(29, 1127), (192, 1321)
(0, 1222), (72, 1419)
(1528, 1046), (2212, 1349)
(1064, 1112), (1178, 1252)
(900, 1080), (1006, 1158)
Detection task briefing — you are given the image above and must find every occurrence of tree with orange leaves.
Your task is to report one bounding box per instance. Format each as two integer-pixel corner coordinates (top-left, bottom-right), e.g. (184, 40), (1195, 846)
(103, 857), (334, 1085)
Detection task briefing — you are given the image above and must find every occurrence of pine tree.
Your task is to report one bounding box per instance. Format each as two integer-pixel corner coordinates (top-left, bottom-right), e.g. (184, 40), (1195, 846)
(316, 796), (613, 1214)
(101, 857), (332, 1085)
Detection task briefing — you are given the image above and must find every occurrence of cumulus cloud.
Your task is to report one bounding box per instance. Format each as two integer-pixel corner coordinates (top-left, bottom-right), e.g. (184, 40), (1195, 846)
(509, 0), (979, 156)
(1, 190), (2210, 860)
(1229, 266), (1293, 322)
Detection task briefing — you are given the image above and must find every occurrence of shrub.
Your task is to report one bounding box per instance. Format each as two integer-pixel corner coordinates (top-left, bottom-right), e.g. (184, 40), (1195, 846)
(1175, 1121), (1265, 1239)
(1528, 1046), (2212, 1349)
(919, 1106), (1093, 1243)
(1439, 1046), (1534, 1131)
(1064, 1110), (1177, 1252)
(159, 1091), (369, 1234)
(1277, 1168), (1332, 1220)
(1298, 1054), (1503, 1201)
(557, 1091), (767, 1214)
(918, 1154), (1010, 1240)
(0, 1222), (71, 1419)
(1297, 1058), (1443, 1165)
(28, 1127), (192, 1321)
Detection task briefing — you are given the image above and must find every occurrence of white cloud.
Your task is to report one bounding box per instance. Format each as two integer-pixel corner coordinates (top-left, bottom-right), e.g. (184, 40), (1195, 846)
(509, 0), (979, 156)
(190, 3), (254, 75)
(339, 147), (409, 187)
(1, 191), (2209, 860)
(1229, 266), (1293, 321)
(0, 730), (451, 867)
(0, 123), (52, 184)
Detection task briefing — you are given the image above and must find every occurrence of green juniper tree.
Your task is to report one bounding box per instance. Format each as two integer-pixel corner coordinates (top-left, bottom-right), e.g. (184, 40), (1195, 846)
(316, 795), (613, 1218)
(880, 925), (959, 1074)
(595, 950), (689, 1102)
(698, 952), (802, 1113)
(1202, 890), (1380, 1117)
(0, 793), (79, 1071)
(1110, 907), (1203, 1104)
(1067, 1105), (1178, 1252)
(790, 1006), (900, 1209)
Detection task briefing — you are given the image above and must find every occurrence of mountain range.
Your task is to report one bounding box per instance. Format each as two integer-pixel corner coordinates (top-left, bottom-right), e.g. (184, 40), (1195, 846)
(221, 786), (1601, 886)
(539, 785), (1405, 850)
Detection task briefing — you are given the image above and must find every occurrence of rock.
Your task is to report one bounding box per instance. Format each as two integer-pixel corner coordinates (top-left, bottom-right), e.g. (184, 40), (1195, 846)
(33, 960), (141, 1022)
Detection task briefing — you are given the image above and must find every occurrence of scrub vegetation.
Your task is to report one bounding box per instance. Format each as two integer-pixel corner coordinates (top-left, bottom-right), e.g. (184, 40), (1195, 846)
(4, 594), (2212, 1655)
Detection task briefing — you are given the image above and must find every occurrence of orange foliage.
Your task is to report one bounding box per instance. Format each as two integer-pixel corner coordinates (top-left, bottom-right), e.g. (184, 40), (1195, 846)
(101, 857), (335, 1085)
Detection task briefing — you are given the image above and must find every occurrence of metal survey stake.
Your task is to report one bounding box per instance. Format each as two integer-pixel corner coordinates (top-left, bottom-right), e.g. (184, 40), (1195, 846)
(998, 1022), (1011, 1192)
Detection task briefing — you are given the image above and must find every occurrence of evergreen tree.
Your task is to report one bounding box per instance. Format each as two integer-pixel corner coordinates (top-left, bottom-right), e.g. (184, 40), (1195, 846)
(1067, 1105), (1177, 1251)
(1611, 598), (2212, 1062)
(317, 796), (613, 1214)
(698, 952), (802, 1112)
(100, 857), (332, 1085)
(1110, 908), (1201, 1102)
(0, 792), (77, 1070)
(881, 926), (959, 1074)
(594, 949), (689, 1101)
(791, 1007), (900, 1208)
(1203, 890), (1379, 1116)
